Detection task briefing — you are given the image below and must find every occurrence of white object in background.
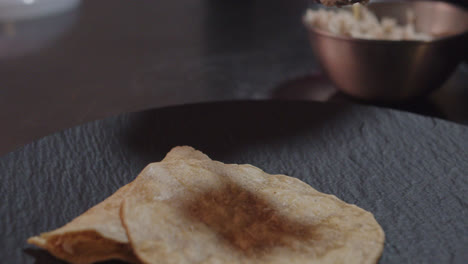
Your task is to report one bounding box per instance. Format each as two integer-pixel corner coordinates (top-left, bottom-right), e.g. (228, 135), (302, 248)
(0, 0), (80, 21)
(0, 0), (78, 58)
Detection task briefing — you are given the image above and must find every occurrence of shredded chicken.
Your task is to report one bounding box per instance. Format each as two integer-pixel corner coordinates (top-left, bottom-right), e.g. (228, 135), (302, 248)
(317, 0), (369, 7)
(304, 5), (432, 41)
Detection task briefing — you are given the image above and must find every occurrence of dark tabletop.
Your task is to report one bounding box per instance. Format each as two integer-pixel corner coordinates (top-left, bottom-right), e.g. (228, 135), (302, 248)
(0, 0), (467, 155)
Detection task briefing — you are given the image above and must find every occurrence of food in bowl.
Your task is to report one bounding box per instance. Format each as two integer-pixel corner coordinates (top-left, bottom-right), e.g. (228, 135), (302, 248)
(304, 4), (433, 41)
(318, 0), (369, 7)
(303, 1), (468, 101)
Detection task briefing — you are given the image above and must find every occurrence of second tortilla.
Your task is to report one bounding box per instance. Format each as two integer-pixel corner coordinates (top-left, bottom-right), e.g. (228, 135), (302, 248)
(121, 146), (385, 264)
(26, 146), (209, 264)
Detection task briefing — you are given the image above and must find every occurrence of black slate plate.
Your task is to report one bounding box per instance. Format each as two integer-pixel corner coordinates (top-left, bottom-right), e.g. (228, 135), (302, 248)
(1, 101), (468, 263)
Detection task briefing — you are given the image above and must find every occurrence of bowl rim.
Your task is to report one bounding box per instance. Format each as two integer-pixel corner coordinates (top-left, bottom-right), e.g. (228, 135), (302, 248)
(303, 0), (468, 44)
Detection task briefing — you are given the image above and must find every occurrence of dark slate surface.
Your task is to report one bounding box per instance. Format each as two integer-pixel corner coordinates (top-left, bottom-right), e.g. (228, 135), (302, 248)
(1, 101), (467, 263)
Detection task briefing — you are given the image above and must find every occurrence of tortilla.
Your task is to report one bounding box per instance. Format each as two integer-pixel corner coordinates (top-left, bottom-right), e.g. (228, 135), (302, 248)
(27, 146), (209, 264)
(121, 146), (385, 264)
(27, 181), (138, 264)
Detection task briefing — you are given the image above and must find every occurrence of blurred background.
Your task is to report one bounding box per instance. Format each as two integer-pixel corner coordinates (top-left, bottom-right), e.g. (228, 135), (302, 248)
(0, 0), (467, 155)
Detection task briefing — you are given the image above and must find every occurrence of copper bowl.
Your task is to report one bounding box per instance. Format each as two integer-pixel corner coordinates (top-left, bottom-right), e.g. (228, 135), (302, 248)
(304, 1), (468, 102)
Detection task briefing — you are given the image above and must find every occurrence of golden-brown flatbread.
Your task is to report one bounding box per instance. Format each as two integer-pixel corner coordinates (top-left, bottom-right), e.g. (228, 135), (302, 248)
(28, 146), (384, 264)
(27, 146), (207, 264)
(27, 182), (138, 264)
(121, 146), (385, 264)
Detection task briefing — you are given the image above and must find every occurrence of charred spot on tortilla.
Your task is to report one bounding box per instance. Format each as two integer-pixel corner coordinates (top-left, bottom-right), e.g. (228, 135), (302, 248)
(182, 183), (329, 256)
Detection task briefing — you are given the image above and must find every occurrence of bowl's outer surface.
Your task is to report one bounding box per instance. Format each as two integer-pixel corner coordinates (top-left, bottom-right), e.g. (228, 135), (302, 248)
(307, 1), (468, 101)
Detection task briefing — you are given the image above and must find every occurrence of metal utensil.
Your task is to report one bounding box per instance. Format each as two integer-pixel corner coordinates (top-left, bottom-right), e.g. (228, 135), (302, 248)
(305, 1), (468, 102)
